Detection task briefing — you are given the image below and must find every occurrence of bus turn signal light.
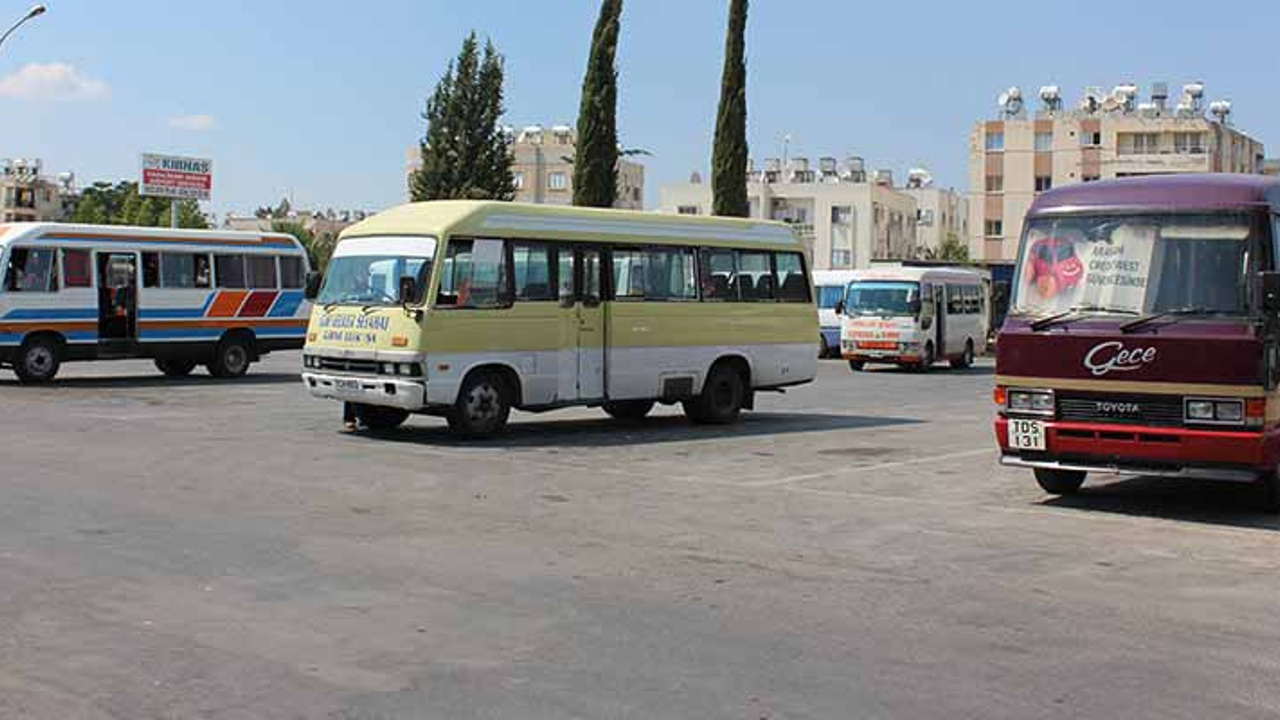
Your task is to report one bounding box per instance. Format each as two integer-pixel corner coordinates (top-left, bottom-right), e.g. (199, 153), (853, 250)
(392, 336), (409, 347)
(993, 386), (1007, 406)
(1247, 398), (1266, 421)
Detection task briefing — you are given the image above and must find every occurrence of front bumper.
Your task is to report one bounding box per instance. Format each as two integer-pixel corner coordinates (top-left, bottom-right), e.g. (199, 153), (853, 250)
(301, 371), (427, 410)
(994, 416), (1275, 483)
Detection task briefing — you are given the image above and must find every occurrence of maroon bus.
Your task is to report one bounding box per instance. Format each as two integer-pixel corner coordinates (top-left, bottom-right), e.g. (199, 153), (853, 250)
(994, 174), (1280, 509)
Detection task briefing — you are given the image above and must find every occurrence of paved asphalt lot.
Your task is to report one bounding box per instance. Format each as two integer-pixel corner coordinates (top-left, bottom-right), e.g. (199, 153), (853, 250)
(2, 353), (1280, 719)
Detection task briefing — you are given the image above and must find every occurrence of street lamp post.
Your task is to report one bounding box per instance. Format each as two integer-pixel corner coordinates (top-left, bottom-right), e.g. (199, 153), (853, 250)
(0, 5), (47, 54)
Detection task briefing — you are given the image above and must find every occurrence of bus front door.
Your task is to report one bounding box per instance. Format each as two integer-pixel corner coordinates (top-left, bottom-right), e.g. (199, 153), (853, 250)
(934, 285), (947, 359)
(97, 252), (139, 350)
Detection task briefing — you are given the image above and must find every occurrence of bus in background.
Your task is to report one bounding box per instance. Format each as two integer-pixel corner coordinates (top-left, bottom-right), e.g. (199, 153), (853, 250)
(0, 223), (311, 382)
(301, 201), (818, 438)
(840, 266), (988, 372)
(996, 174), (1280, 509)
(813, 270), (858, 358)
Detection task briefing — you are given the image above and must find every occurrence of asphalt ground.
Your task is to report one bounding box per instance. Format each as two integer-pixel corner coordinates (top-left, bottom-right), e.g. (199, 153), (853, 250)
(1, 352), (1279, 719)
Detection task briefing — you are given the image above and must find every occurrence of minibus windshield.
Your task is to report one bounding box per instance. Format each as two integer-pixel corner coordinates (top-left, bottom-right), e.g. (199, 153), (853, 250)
(318, 255), (432, 306)
(1011, 213), (1258, 318)
(845, 281), (919, 317)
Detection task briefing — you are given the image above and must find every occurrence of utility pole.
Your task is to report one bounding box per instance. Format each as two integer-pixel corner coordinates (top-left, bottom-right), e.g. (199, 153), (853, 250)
(0, 6), (47, 55)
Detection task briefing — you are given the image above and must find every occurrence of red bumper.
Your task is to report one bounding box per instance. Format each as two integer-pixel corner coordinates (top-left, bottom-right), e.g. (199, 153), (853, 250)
(995, 416), (1280, 471)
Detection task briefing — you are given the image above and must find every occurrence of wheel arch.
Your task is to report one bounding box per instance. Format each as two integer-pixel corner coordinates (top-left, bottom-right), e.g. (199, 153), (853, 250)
(218, 327), (260, 360)
(706, 353), (752, 391)
(458, 362), (524, 407)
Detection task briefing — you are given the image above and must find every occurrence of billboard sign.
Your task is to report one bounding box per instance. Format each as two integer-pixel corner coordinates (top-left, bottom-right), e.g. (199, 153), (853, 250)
(140, 153), (212, 200)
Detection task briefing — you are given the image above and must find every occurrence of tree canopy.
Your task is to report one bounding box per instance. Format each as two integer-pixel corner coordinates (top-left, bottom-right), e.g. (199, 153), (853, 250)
(69, 181), (208, 228)
(712, 0), (750, 218)
(572, 0), (623, 208)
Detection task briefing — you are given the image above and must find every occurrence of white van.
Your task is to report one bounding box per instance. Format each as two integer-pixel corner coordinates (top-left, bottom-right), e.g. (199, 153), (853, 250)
(839, 266), (988, 371)
(812, 270), (859, 357)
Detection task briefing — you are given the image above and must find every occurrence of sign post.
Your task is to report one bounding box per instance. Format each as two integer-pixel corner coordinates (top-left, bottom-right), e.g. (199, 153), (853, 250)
(139, 153), (213, 229)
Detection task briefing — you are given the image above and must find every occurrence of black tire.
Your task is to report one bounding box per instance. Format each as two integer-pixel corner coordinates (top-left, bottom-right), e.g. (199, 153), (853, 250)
(13, 336), (61, 383)
(360, 405), (411, 431)
(684, 363), (746, 425)
(916, 342), (935, 373)
(848, 360), (865, 372)
(603, 399), (655, 421)
(818, 334), (831, 359)
(154, 357), (198, 377)
(950, 340), (975, 370)
(1258, 471), (1280, 513)
(447, 371), (512, 438)
(208, 336), (252, 378)
(1034, 468), (1087, 495)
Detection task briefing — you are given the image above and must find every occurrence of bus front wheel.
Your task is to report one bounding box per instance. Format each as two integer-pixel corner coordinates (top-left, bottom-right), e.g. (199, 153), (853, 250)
(684, 363), (745, 425)
(448, 371), (512, 438)
(14, 336), (61, 383)
(1258, 471), (1280, 513)
(208, 336), (252, 378)
(1034, 468), (1086, 496)
(848, 360), (865, 372)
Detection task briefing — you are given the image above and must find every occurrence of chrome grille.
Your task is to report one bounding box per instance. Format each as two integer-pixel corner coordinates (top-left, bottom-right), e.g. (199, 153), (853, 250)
(315, 357), (380, 374)
(1056, 392), (1183, 427)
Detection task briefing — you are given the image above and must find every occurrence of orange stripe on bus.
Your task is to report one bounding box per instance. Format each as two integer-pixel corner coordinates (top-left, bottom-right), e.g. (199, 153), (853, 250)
(206, 291), (248, 317)
(0, 322), (98, 333)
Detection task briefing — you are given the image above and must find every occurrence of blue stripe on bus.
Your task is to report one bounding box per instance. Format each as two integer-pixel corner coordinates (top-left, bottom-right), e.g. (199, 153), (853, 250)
(2, 307), (97, 320)
(267, 291), (305, 317)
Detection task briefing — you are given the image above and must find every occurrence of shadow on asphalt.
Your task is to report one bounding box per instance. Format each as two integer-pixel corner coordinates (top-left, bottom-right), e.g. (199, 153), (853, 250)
(364, 411), (921, 449)
(848, 365), (995, 377)
(0, 373), (300, 389)
(1042, 475), (1280, 530)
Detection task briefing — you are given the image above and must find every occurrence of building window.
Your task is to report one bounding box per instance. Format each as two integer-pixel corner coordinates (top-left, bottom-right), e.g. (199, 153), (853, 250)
(1119, 132), (1159, 155)
(1082, 174), (1101, 183)
(677, 205), (699, 215)
(984, 219), (1003, 238)
(830, 249), (852, 267)
(512, 171), (524, 190)
(1034, 176), (1053, 192)
(548, 172), (567, 191)
(1175, 132), (1206, 154)
(985, 132), (1004, 152)
(985, 175), (1003, 192)
(1080, 131), (1102, 147)
(1034, 132), (1053, 152)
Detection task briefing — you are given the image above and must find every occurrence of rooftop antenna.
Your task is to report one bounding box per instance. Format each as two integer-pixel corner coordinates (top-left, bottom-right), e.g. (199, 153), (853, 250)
(997, 86), (1024, 117)
(1038, 85), (1062, 114)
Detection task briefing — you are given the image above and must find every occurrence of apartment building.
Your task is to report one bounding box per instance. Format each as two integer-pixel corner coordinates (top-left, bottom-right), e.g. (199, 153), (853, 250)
(0, 159), (72, 222)
(659, 157), (921, 271)
(969, 82), (1267, 261)
(405, 123), (646, 210)
(902, 169), (969, 254)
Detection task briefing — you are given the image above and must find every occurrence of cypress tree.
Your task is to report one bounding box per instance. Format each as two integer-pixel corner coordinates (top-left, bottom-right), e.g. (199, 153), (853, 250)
(573, 0), (623, 208)
(712, 0), (749, 218)
(409, 33), (514, 201)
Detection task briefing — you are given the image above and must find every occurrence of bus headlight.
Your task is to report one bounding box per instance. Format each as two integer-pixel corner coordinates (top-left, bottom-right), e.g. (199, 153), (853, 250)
(1007, 388), (1055, 416)
(1185, 398), (1245, 425)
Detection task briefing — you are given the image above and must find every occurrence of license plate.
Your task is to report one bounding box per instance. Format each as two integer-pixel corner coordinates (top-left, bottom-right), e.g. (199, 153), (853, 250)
(1008, 419), (1046, 451)
(335, 378), (362, 392)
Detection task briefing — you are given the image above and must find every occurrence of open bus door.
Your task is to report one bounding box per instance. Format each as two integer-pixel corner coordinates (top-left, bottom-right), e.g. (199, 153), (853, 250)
(97, 252), (139, 353)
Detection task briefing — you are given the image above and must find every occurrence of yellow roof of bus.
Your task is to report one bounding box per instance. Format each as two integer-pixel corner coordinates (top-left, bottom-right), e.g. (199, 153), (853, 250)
(339, 201), (802, 250)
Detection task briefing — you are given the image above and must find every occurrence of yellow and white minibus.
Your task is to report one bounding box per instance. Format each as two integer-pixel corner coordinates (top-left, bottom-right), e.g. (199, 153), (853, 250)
(0, 223), (311, 382)
(839, 266), (988, 371)
(301, 201), (818, 437)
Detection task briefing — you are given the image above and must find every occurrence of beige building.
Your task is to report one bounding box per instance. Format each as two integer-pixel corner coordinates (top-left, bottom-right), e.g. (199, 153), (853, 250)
(405, 123), (646, 210)
(1, 159), (71, 222)
(659, 157), (921, 270)
(970, 82), (1267, 261)
(902, 169), (969, 255)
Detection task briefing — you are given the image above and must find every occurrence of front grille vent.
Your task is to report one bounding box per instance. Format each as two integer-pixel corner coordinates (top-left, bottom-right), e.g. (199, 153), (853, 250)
(1056, 391), (1183, 428)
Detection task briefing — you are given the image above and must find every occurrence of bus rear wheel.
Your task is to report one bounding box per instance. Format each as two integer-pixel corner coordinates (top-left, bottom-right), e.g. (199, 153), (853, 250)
(848, 360), (865, 372)
(14, 336), (61, 383)
(155, 357), (197, 377)
(603, 399), (655, 421)
(951, 340), (975, 370)
(447, 371), (512, 438)
(684, 363), (745, 425)
(1034, 468), (1086, 496)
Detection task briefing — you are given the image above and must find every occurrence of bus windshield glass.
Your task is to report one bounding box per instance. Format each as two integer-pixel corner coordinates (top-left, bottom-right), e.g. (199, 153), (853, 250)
(317, 236), (436, 306)
(1012, 213), (1257, 318)
(845, 281), (919, 317)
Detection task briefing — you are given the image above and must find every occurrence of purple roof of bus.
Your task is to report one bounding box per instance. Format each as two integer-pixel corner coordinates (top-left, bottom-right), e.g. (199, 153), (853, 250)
(1027, 173), (1280, 216)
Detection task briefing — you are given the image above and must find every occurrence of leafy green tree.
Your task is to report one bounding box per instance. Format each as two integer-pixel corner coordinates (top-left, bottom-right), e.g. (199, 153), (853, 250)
(409, 33), (515, 202)
(712, 0), (749, 218)
(572, 0), (623, 208)
(67, 181), (207, 228)
(272, 220), (333, 272)
(924, 233), (971, 263)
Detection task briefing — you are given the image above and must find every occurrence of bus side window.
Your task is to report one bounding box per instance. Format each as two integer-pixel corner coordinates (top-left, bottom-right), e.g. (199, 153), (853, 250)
(773, 252), (810, 303)
(947, 285), (964, 314)
(511, 242), (554, 301)
(215, 255), (247, 289)
(4, 247), (58, 293)
(142, 252), (161, 288)
(700, 249), (738, 302)
(279, 256), (304, 290)
(63, 249), (92, 288)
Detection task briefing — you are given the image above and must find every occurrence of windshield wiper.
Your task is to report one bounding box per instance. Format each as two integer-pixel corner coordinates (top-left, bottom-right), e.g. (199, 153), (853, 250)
(1120, 306), (1220, 334)
(361, 290), (401, 313)
(1030, 304), (1139, 331)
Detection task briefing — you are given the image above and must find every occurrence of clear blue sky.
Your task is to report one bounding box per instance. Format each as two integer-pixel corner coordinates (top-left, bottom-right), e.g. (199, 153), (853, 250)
(2, 0), (1276, 217)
